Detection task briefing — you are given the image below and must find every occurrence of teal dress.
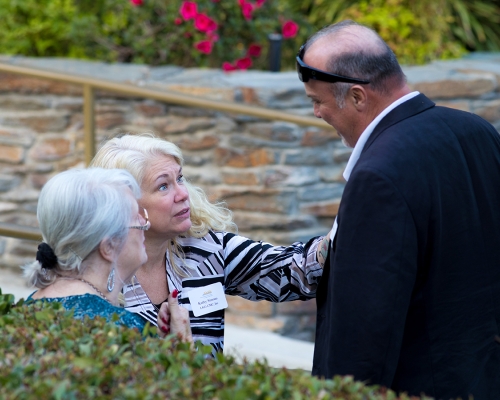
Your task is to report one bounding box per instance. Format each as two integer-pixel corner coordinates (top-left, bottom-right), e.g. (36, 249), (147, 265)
(26, 292), (147, 331)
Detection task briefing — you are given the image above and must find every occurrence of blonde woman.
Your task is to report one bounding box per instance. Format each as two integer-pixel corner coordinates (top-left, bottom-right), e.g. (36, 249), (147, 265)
(91, 134), (329, 353)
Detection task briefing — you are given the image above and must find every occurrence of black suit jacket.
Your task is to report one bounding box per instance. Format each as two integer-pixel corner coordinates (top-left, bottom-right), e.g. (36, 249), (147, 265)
(312, 94), (500, 399)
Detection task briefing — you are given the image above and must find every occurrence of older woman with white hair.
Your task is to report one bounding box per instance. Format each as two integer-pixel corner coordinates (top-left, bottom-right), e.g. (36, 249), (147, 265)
(23, 167), (191, 340)
(90, 133), (330, 353)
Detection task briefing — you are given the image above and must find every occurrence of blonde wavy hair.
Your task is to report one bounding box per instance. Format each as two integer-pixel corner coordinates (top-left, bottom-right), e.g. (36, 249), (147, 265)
(90, 133), (236, 277)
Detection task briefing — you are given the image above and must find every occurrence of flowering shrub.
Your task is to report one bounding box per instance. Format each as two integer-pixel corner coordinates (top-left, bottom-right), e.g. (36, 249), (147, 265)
(68, 0), (312, 70)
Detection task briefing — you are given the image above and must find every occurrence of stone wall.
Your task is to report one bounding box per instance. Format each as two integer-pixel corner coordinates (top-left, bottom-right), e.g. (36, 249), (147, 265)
(1, 54), (499, 341)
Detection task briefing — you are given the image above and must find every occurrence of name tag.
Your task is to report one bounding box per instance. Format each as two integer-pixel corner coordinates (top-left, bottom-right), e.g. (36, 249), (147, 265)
(187, 282), (228, 317)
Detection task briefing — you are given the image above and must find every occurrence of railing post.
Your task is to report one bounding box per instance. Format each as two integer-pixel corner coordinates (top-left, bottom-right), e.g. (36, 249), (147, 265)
(83, 84), (95, 166)
(268, 33), (283, 72)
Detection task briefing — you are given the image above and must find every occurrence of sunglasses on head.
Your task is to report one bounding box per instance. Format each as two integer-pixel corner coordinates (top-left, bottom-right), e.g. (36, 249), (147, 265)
(296, 44), (370, 85)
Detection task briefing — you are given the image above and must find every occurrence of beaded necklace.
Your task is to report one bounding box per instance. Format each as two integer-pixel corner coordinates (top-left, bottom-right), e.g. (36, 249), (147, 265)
(73, 278), (109, 302)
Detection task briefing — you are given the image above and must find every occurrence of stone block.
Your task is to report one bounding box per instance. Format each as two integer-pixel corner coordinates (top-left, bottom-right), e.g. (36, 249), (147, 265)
(214, 116), (237, 133)
(30, 137), (72, 161)
(169, 106), (217, 118)
(230, 134), (297, 149)
(411, 74), (496, 99)
(215, 147), (275, 168)
(0, 73), (82, 95)
(0, 145), (24, 164)
(0, 175), (21, 192)
(233, 211), (316, 231)
(333, 147), (353, 163)
(175, 134), (219, 151)
(0, 94), (48, 110)
(301, 128), (339, 146)
(221, 170), (259, 186)
(29, 173), (50, 189)
(0, 188), (40, 203)
(300, 199), (341, 217)
(0, 202), (18, 213)
(10, 239), (38, 258)
(160, 116), (216, 135)
(226, 295), (273, 316)
(263, 167), (320, 188)
(134, 101), (166, 117)
(1, 110), (70, 133)
(298, 183), (344, 202)
(284, 148), (334, 165)
(219, 189), (295, 214)
(183, 154), (210, 166)
(473, 99), (500, 123)
(224, 313), (285, 332)
(265, 227), (328, 246)
(247, 122), (302, 142)
(261, 167), (292, 187)
(277, 314), (316, 342)
(235, 87), (260, 105)
(96, 112), (126, 130)
(0, 127), (36, 147)
(318, 166), (346, 183)
(53, 97), (83, 112)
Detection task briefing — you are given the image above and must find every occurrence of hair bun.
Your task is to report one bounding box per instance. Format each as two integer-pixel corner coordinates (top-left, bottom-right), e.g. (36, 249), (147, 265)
(36, 242), (58, 270)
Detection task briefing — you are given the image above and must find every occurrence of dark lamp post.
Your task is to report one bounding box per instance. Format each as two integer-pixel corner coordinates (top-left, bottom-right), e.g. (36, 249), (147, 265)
(268, 33), (282, 72)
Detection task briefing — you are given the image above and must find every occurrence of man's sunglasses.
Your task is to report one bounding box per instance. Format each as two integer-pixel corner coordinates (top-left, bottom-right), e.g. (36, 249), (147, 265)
(296, 45), (370, 85)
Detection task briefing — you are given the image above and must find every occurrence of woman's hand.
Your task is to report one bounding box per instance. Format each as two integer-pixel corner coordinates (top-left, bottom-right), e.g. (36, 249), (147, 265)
(317, 230), (332, 268)
(157, 289), (193, 343)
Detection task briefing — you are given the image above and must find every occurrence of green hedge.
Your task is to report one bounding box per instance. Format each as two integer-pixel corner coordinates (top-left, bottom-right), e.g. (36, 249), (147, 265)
(0, 288), (432, 400)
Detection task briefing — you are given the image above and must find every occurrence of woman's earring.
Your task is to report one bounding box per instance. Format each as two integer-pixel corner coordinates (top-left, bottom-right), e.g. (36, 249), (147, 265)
(107, 267), (115, 292)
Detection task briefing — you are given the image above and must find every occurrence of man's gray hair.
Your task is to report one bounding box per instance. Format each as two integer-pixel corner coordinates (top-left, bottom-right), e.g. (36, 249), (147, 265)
(304, 20), (406, 107)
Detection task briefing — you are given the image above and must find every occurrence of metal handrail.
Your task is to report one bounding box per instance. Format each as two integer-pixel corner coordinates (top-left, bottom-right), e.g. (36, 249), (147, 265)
(0, 222), (41, 242)
(0, 61), (332, 242)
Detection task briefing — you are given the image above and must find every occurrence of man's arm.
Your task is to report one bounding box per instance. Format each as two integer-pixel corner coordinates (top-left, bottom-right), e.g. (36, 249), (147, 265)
(327, 167), (419, 386)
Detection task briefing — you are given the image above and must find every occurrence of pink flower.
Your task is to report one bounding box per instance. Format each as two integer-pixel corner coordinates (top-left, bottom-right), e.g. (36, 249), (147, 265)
(130, 0), (143, 5)
(282, 20), (299, 38)
(238, 0), (245, 5)
(180, 1), (198, 20)
(241, 2), (254, 20)
(236, 57), (252, 70)
(194, 13), (218, 33)
(174, 18), (183, 25)
(247, 44), (262, 57)
(194, 40), (213, 54)
(256, 0), (265, 6)
(222, 62), (237, 72)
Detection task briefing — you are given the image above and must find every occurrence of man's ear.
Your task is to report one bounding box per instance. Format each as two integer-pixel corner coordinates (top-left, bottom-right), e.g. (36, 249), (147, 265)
(98, 238), (116, 263)
(350, 85), (367, 110)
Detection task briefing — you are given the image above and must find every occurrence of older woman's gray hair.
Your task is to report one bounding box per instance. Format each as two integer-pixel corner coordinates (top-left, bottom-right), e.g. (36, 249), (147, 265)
(23, 167), (141, 288)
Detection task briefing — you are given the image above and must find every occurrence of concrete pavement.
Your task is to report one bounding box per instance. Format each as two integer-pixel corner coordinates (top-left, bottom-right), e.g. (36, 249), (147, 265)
(0, 267), (314, 371)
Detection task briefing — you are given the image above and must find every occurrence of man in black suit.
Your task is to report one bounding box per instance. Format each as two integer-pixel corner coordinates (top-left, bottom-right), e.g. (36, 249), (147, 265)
(297, 20), (500, 399)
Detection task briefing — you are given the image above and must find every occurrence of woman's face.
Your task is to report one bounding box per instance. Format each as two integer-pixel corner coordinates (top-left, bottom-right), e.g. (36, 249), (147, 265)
(116, 196), (148, 283)
(139, 155), (191, 240)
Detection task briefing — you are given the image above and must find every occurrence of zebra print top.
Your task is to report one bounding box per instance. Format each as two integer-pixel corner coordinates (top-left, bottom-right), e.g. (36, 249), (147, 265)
(122, 230), (324, 354)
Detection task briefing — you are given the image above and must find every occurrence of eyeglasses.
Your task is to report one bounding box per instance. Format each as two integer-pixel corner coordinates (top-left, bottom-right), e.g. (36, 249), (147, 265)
(296, 44), (370, 85)
(129, 207), (151, 231)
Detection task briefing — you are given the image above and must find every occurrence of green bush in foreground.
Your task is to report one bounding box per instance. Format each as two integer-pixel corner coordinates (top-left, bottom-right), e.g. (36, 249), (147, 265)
(0, 289), (431, 400)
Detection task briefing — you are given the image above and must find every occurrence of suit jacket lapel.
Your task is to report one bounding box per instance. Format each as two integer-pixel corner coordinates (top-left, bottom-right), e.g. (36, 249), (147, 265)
(362, 93), (435, 154)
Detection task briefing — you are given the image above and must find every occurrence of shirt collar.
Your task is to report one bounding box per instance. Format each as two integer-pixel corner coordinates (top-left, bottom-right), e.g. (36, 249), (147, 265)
(343, 91), (420, 181)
